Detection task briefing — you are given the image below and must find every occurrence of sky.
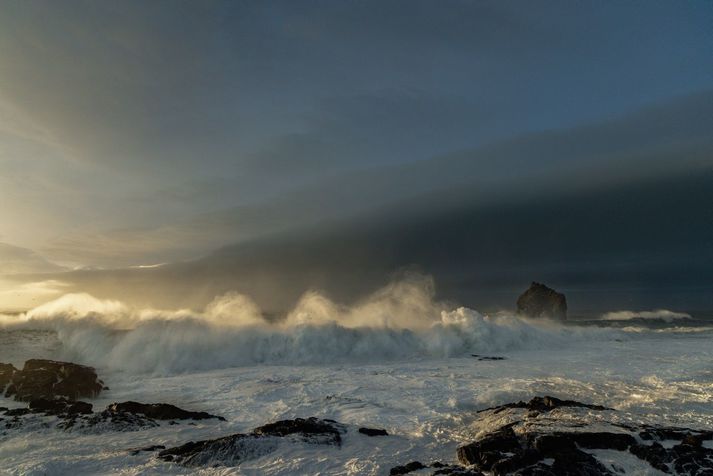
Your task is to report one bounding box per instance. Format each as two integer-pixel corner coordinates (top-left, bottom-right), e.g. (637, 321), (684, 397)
(0, 0), (712, 311)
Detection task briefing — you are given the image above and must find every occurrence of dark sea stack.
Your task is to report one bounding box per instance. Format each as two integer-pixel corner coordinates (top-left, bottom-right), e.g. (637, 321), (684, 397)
(106, 401), (225, 421)
(4, 359), (104, 402)
(0, 363), (16, 392)
(516, 282), (568, 320)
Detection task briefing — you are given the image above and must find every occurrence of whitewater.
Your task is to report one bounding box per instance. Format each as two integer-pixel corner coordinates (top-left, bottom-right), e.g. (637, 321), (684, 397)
(1, 277), (712, 475)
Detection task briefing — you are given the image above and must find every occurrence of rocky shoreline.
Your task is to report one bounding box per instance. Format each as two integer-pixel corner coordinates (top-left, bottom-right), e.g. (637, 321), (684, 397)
(2, 359), (712, 475)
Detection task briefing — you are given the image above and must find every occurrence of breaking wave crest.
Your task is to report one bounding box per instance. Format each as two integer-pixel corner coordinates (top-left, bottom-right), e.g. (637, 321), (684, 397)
(600, 309), (691, 322)
(0, 276), (620, 374)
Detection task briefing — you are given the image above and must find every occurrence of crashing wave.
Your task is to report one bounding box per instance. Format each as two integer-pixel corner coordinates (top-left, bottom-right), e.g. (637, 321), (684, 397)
(0, 276), (620, 374)
(600, 309), (691, 322)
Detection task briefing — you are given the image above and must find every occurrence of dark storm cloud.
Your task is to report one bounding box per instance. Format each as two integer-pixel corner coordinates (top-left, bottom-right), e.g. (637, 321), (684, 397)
(33, 89), (713, 268)
(41, 92), (713, 312)
(1, 1), (711, 226)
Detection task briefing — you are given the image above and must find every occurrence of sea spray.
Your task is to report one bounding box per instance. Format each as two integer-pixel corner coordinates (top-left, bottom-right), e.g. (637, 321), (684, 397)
(1, 278), (623, 374)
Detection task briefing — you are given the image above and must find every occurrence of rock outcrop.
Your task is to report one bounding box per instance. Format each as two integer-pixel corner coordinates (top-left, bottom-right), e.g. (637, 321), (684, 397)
(28, 397), (93, 416)
(252, 416), (344, 444)
(4, 359), (104, 401)
(457, 395), (713, 475)
(106, 401), (225, 421)
(158, 417), (345, 467)
(516, 282), (568, 320)
(2, 400), (224, 434)
(389, 461), (483, 475)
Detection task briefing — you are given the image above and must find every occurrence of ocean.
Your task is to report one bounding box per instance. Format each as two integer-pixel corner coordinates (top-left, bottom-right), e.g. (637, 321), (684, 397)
(1, 287), (711, 475)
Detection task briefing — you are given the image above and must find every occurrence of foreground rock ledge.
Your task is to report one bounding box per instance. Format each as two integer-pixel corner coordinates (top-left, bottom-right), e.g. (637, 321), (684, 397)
(2, 399), (225, 433)
(158, 417), (345, 467)
(457, 395), (713, 475)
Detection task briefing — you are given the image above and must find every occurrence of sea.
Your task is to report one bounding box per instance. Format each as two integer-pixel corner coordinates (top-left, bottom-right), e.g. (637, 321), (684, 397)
(0, 283), (711, 475)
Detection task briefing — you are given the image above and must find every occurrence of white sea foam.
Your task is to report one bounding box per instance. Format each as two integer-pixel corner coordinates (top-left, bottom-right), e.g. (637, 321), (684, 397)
(600, 309), (691, 322)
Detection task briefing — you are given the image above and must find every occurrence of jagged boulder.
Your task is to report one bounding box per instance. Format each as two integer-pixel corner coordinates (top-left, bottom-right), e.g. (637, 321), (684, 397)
(4, 359), (104, 402)
(516, 282), (567, 320)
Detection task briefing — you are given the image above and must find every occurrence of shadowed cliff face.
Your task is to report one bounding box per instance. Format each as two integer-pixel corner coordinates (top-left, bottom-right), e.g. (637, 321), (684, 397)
(51, 167), (713, 314)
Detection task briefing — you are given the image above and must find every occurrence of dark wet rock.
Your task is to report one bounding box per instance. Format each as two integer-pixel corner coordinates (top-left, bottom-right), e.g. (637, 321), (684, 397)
(29, 398), (93, 415)
(389, 461), (426, 475)
(630, 439), (713, 474)
(432, 466), (484, 476)
(4, 359), (104, 402)
(68, 401), (94, 415)
(516, 282), (567, 320)
(458, 425), (521, 466)
(106, 401), (225, 421)
(57, 408), (160, 432)
(669, 442), (713, 475)
(639, 426), (713, 442)
(0, 362), (16, 392)
(253, 416), (343, 445)
(471, 355), (506, 361)
(1, 397), (228, 435)
(2, 399), (222, 434)
(158, 417), (345, 467)
(4, 416), (29, 430)
(490, 448), (544, 475)
(463, 395), (713, 475)
(532, 432), (636, 451)
(481, 395), (610, 414)
(129, 444), (166, 456)
(158, 434), (268, 466)
(629, 442), (670, 472)
(547, 447), (612, 475)
(389, 461), (483, 476)
(358, 427), (388, 436)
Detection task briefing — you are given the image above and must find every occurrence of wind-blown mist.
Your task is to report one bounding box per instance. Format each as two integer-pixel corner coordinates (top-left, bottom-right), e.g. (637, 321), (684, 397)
(0, 275), (621, 374)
